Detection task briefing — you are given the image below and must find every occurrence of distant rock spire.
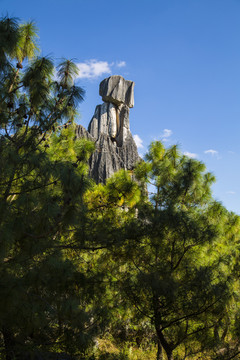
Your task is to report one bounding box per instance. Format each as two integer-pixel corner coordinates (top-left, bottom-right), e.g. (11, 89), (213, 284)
(76, 75), (140, 183)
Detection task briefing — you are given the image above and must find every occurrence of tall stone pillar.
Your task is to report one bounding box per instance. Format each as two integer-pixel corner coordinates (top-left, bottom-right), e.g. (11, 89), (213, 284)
(76, 75), (140, 183)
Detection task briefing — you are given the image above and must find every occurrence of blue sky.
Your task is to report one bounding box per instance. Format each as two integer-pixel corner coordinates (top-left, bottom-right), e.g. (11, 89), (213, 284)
(2, 0), (240, 214)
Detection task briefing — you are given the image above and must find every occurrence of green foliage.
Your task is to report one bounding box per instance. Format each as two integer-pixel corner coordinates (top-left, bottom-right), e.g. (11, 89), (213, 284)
(114, 142), (240, 360)
(0, 16), (106, 360)
(1, 16), (240, 360)
(15, 21), (39, 63)
(57, 59), (79, 88)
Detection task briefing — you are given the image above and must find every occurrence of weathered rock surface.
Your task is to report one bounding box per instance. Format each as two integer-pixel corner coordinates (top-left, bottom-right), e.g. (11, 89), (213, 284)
(99, 75), (134, 108)
(76, 75), (140, 183)
(88, 102), (130, 147)
(75, 124), (94, 141)
(87, 132), (140, 184)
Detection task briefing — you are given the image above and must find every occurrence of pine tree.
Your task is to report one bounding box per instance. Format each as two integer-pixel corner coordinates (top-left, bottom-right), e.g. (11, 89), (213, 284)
(0, 16), (105, 359)
(115, 141), (239, 360)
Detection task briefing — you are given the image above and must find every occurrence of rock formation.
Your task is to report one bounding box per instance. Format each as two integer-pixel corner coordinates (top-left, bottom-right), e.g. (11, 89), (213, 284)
(76, 75), (140, 183)
(99, 75), (134, 108)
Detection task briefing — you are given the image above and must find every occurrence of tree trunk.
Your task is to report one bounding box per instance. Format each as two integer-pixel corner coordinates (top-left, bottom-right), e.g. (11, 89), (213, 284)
(155, 325), (174, 360)
(153, 296), (174, 360)
(166, 351), (173, 360)
(156, 339), (163, 360)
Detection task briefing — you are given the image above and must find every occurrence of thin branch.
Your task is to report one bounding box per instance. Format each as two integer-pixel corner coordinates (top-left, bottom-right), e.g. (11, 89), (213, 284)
(8, 180), (57, 195)
(161, 298), (221, 331)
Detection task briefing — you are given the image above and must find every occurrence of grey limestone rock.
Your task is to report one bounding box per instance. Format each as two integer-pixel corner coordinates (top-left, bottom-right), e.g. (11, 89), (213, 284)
(88, 134), (123, 184)
(99, 75), (134, 108)
(76, 75), (140, 183)
(76, 124), (95, 141)
(88, 102), (118, 139)
(88, 102), (130, 147)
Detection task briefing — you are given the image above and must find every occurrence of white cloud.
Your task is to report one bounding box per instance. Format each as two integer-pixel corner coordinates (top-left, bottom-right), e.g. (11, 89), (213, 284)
(133, 134), (144, 149)
(75, 59), (127, 79)
(76, 60), (112, 79)
(184, 151), (198, 159)
(116, 61), (126, 68)
(161, 129), (173, 142)
(226, 191), (236, 195)
(162, 129), (172, 138)
(204, 149), (218, 156)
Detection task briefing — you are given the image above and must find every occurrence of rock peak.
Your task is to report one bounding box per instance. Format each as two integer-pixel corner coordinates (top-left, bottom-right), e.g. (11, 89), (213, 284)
(99, 75), (134, 108)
